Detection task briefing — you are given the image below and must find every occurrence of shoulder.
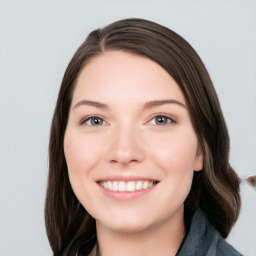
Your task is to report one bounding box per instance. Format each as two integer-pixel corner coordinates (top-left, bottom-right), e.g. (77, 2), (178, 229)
(177, 211), (243, 256)
(216, 236), (243, 256)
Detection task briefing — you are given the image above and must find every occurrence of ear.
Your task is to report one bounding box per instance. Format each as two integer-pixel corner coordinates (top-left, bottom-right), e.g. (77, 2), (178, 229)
(193, 145), (203, 172)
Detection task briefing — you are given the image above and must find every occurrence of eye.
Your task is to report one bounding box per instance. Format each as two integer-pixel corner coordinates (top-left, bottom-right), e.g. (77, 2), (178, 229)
(149, 115), (175, 125)
(80, 116), (106, 126)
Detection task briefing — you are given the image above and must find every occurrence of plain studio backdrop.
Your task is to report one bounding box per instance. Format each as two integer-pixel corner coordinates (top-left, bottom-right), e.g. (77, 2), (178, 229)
(0, 1), (255, 255)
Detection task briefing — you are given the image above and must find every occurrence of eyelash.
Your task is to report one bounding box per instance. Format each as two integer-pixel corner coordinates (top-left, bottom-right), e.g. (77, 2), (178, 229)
(148, 115), (175, 126)
(80, 114), (176, 127)
(80, 116), (107, 126)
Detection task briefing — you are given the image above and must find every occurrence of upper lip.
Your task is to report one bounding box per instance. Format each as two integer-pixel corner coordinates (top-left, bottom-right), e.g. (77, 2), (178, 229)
(96, 176), (159, 182)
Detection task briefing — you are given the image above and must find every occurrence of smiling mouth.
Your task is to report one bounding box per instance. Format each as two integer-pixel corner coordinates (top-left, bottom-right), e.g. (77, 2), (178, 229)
(99, 180), (158, 192)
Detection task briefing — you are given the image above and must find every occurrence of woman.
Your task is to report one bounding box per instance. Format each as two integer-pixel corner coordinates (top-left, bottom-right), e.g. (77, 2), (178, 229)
(45, 18), (242, 256)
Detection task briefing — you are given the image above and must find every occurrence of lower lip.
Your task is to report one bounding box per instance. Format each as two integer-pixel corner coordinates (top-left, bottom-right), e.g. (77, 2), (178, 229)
(97, 183), (157, 200)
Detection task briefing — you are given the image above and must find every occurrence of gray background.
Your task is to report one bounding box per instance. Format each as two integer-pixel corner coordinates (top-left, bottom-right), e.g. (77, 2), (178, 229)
(0, 0), (255, 255)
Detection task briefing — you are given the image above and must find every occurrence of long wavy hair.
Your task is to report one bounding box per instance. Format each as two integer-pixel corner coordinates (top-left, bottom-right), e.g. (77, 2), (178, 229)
(45, 18), (241, 255)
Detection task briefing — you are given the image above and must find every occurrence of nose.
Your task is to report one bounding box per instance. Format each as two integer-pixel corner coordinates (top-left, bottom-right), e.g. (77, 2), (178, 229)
(105, 124), (145, 166)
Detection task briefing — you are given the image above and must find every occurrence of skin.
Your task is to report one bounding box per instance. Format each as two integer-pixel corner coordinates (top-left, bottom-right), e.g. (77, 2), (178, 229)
(64, 51), (203, 256)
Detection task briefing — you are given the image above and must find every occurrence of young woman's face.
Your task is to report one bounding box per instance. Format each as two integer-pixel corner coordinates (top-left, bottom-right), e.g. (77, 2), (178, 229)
(64, 51), (203, 233)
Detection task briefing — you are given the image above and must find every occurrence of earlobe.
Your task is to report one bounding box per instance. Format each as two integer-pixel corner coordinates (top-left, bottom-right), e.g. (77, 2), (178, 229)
(194, 146), (203, 172)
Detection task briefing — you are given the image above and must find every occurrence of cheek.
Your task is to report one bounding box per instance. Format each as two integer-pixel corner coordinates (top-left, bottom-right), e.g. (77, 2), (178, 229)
(146, 130), (198, 209)
(63, 131), (105, 214)
(63, 131), (102, 183)
(146, 129), (199, 173)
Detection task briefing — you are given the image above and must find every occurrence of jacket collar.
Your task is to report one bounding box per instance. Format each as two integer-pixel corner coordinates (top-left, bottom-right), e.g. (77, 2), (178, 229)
(177, 211), (219, 256)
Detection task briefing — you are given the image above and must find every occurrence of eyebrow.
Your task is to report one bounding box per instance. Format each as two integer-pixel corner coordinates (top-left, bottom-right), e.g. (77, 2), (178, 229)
(143, 99), (186, 109)
(73, 99), (109, 110)
(73, 99), (186, 110)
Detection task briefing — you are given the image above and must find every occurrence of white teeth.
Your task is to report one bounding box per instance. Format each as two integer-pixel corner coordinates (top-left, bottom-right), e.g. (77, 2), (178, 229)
(143, 181), (149, 189)
(126, 181), (135, 191)
(103, 182), (108, 189)
(100, 180), (156, 192)
(118, 181), (126, 192)
(107, 181), (113, 190)
(113, 181), (118, 191)
(136, 181), (143, 190)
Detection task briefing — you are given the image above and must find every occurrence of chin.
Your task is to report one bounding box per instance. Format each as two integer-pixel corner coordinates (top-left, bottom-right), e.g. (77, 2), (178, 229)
(101, 221), (149, 233)
(96, 213), (152, 233)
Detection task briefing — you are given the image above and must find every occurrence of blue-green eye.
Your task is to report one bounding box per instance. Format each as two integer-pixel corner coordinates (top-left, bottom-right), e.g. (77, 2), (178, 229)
(81, 116), (106, 126)
(149, 115), (174, 125)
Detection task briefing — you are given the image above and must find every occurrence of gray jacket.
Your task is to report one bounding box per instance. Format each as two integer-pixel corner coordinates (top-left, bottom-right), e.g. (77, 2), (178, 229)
(177, 211), (242, 256)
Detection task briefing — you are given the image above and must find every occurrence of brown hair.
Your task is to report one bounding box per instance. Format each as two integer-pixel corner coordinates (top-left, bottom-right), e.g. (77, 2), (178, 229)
(45, 18), (240, 255)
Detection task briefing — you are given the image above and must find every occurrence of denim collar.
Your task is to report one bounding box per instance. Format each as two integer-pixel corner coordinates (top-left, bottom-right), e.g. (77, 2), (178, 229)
(177, 211), (242, 256)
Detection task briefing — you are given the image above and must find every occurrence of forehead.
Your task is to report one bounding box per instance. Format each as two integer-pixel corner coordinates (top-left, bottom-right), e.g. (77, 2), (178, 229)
(72, 51), (186, 107)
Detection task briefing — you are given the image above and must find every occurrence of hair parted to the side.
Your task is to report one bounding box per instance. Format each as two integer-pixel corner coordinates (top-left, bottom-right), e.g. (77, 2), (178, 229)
(45, 18), (241, 255)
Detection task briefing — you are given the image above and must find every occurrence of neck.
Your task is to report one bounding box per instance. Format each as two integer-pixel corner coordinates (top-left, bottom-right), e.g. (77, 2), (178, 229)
(95, 210), (185, 256)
